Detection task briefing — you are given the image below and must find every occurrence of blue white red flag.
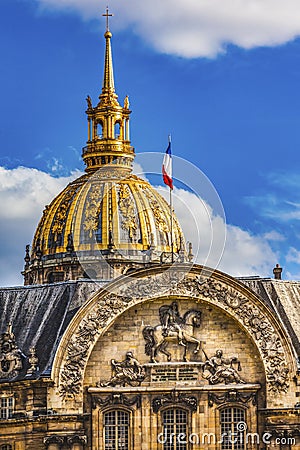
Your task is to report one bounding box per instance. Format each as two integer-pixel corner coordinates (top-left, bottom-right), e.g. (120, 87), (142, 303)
(162, 140), (173, 190)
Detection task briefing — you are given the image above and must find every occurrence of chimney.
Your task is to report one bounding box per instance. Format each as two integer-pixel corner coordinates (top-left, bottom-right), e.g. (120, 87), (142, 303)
(273, 263), (282, 280)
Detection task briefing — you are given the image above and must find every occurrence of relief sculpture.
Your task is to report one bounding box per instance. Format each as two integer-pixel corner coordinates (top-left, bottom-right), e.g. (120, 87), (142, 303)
(58, 273), (291, 399)
(99, 352), (145, 387)
(0, 324), (23, 379)
(118, 183), (138, 240)
(143, 302), (202, 363)
(202, 349), (245, 384)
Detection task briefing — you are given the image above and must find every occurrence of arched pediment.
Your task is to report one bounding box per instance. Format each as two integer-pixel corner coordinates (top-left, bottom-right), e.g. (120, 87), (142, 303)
(52, 265), (297, 408)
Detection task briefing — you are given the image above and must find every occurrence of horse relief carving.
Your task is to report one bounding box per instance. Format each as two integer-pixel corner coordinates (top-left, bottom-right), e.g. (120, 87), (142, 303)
(142, 302), (202, 363)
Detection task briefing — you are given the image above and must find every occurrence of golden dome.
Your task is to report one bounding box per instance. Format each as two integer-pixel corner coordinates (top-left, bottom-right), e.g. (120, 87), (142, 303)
(23, 170), (184, 284)
(23, 22), (186, 285)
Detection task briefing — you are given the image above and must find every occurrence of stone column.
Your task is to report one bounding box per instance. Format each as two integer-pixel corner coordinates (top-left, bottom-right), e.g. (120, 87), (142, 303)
(67, 435), (87, 450)
(87, 118), (91, 141)
(126, 118), (130, 141)
(44, 436), (64, 450)
(93, 119), (97, 139)
(72, 445), (82, 450)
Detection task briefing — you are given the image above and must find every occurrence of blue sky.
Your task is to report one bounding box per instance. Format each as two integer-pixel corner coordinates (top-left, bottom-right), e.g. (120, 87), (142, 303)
(1, 0), (300, 285)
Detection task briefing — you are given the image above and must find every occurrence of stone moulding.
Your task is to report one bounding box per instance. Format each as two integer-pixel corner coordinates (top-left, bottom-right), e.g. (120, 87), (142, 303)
(58, 292), (131, 399)
(55, 268), (294, 401)
(208, 389), (257, 407)
(92, 393), (141, 409)
(152, 391), (198, 413)
(44, 435), (87, 447)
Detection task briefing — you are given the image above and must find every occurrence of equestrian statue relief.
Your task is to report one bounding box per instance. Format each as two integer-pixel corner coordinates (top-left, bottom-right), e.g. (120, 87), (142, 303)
(143, 302), (202, 363)
(159, 301), (185, 345)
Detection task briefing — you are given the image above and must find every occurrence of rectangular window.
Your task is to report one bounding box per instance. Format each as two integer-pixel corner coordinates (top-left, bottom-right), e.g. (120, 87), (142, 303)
(162, 408), (188, 450)
(104, 410), (130, 450)
(0, 397), (14, 419)
(220, 407), (245, 450)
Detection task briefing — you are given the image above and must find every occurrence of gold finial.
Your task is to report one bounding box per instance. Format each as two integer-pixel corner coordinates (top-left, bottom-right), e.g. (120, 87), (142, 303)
(102, 6), (113, 32)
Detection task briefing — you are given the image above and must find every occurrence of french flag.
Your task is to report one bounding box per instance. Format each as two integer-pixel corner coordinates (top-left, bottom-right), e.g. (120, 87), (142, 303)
(162, 139), (173, 190)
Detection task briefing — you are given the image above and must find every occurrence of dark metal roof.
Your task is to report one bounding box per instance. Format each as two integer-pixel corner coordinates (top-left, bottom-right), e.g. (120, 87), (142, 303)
(0, 280), (101, 381)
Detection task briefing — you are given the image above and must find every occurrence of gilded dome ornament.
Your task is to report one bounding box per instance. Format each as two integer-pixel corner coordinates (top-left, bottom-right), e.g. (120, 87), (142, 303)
(86, 95), (92, 110)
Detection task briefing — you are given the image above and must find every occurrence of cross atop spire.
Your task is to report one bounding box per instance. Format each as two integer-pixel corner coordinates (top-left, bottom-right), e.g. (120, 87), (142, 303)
(102, 6), (113, 32)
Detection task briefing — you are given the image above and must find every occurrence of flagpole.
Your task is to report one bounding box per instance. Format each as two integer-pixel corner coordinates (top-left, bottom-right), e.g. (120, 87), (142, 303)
(170, 184), (174, 263)
(168, 134), (174, 263)
(162, 134), (174, 263)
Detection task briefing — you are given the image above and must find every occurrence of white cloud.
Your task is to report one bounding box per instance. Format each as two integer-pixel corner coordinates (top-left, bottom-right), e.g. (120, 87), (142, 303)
(263, 230), (286, 242)
(245, 172), (300, 225)
(284, 248), (300, 280)
(35, 0), (300, 57)
(286, 247), (300, 264)
(132, 162), (149, 182)
(0, 166), (277, 286)
(157, 186), (277, 277)
(245, 191), (300, 222)
(0, 166), (81, 286)
(221, 224), (277, 277)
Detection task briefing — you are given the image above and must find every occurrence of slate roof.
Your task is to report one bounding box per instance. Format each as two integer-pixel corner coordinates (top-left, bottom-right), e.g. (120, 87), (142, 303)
(241, 277), (300, 357)
(0, 280), (101, 380)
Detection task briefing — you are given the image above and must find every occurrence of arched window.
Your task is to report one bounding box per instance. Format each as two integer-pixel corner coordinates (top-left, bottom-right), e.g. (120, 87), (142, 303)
(104, 410), (130, 450)
(114, 121), (121, 139)
(162, 408), (188, 450)
(97, 121), (103, 138)
(47, 271), (64, 283)
(220, 407), (245, 450)
(1, 444), (13, 450)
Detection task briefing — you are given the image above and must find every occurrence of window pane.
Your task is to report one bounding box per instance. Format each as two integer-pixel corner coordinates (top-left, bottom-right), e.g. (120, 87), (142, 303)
(0, 397), (14, 420)
(104, 410), (129, 450)
(162, 409), (188, 450)
(220, 407), (245, 450)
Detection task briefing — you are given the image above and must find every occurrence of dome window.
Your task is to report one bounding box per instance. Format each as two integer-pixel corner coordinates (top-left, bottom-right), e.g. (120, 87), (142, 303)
(114, 121), (122, 139)
(97, 121), (103, 139)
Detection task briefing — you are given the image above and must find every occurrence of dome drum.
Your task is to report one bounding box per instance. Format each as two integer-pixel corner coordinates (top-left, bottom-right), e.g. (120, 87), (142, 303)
(82, 141), (134, 174)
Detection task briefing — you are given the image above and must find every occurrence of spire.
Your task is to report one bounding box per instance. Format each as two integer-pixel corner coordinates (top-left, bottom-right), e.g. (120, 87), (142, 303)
(99, 7), (119, 105)
(102, 29), (115, 95)
(81, 8), (135, 174)
(99, 6), (117, 103)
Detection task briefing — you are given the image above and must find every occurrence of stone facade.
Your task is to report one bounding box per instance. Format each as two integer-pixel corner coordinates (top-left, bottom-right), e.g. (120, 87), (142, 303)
(1, 266), (300, 449)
